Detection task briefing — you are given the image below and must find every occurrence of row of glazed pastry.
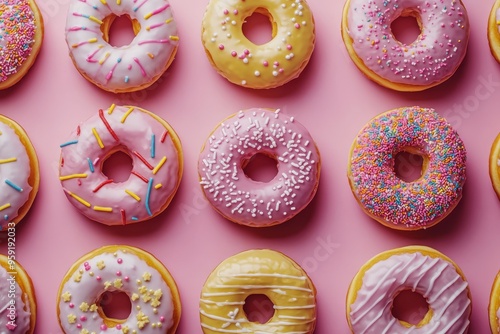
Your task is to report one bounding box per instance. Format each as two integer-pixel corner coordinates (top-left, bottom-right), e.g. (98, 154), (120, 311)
(7, 244), (500, 333)
(13, 0), (500, 93)
(3, 104), (496, 231)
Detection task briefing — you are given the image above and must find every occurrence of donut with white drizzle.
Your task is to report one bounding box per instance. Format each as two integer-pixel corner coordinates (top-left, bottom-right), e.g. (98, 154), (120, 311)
(65, 0), (178, 92)
(198, 108), (321, 227)
(57, 245), (181, 334)
(200, 249), (317, 334)
(59, 105), (183, 226)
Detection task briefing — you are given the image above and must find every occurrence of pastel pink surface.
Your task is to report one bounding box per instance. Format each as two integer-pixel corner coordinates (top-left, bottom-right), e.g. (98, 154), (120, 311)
(0, 0), (498, 332)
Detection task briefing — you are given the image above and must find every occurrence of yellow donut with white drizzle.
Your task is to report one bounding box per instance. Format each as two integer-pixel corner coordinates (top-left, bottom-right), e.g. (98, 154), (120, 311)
(200, 249), (317, 333)
(201, 0), (316, 89)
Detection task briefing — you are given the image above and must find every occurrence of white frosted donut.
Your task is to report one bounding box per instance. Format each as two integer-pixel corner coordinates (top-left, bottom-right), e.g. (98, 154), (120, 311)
(65, 0), (178, 92)
(198, 108), (321, 227)
(347, 246), (472, 333)
(59, 105), (183, 226)
(57, 245), (181, 334)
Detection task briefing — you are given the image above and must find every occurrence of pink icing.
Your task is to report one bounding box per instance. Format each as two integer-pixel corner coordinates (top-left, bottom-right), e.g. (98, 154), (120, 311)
(0, 264), (31, 333)
(59, 105), (182, 226)
(198, 108), (320, 227)
(348, 107), (466, 228)
(349, 251), (471, 333)
(0, 121), (33, 230)
(346, 0), (469, 86)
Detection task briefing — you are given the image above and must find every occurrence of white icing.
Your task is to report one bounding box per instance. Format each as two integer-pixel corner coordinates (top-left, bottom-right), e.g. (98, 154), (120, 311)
(65, 0), (178, 92)
(0, 121), (32, 230)
(349, 252), (471, 333)
(58, 249), (175, 333)
(0, 264), (31, 333)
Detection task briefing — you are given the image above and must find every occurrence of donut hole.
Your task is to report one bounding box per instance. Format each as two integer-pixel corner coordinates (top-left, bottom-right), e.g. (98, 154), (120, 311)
(102, 14), (140, 47)
(101, 150), (133, 183)
(243, 294), (275, 324)
(242, 8), (276, 45)
(391, 11), (422, 45)
(98, 290), (132, 322)
(242, 153), (278, 182)
(391, 289), (430, 326)
(394, 150), (425, 182)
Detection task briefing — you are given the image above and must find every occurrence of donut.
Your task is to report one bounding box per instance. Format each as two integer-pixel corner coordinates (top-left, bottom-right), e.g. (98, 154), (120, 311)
(489, 270), (500, 332)
(59, 105), (183, 226)
(489, 133), (500, 200)
(200, 249), (317, 333)
(347, 106), (466, 230)
(65, 0), (178, 93)
(0, 0), (43, 90)
(489, 0), (500, 63)
(56, 245), (181, 333)
(201, 0), (315, 89)
(0, 255), (37, 333)
(347, 245), (472, 333)
(341, 0), (470, 91)
(198, 108), (321, 227)
(0, 115), (39, 231)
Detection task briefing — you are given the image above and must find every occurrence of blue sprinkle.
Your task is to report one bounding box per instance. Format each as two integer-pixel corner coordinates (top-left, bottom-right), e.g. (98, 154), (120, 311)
(87, 157), (95, 173)
(60, 139), (78, 147)
(117, 57), (122, 63)
(4, 215), (8, 221)
(145, 178), (153, 216)
(124, 76), (129, 83)
(131, 216), (138, 221)
(5, 179), (23, 192)
(151, 134), (155, 158)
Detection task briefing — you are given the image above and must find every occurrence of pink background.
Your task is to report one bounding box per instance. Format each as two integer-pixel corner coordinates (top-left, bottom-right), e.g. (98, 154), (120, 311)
(0, 0), (499, 332)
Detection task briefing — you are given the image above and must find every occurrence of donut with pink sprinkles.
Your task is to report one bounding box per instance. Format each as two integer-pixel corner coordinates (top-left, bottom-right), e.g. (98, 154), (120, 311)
(348, 106), (466, 230)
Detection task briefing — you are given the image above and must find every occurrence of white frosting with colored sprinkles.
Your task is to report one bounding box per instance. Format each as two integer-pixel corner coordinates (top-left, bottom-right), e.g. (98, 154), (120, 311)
(0, 263), (31, 332)
(345, 0), (469, 86)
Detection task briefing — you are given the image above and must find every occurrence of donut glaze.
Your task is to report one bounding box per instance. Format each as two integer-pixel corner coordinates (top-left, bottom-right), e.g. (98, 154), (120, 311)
(57, 245), (181, 334)
(198, 108), (320, 227)
(488, 0), (500, 63)
(59, 105), (182, 226)
(0, 0), (44, 90)
(347, 246), (471, 333)
(0, 116), (39, 230)
(200, 249), (317, 334)
(348, 106), (466, 230)
(342, 0), (470, 91)
(201, 0), (315, 89)
(65, 0), (178, 92)
(0, 256), (35, 333)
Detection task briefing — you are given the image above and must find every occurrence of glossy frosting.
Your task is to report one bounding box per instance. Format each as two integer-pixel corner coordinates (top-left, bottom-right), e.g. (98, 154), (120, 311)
(497, 8), (500, 34)
(59, 105), (182, 226)
(348, 107), (466, 228)
(0, 264), (31, 333)
(345, 0), (469, 86)
(0, 0), (36, 83)
(201, 0), (315, 88)
(199, 108), (320, 227)
(65, 0), (178, 92)
(58, 248), (175, 333)
(0, 121), (32, 230)
(200, 249), (316, 334)
(349, 251), (471, 333)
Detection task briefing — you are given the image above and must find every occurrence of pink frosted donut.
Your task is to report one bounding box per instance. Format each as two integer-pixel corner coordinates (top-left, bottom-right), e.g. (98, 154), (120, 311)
(59, 105), (183, 226)
(198, 108), (321, 227)
(65, 0), (178, 92)
(347, 106), (466, 230)
(341, 0), (470, 91)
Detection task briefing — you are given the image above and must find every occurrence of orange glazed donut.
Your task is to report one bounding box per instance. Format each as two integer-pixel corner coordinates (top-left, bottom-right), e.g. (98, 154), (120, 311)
(200, 249), (317, 333)
(488, 0), (500, 63)
(0, 255), (37, 333)
(489, 270), (500, 332)
(347, 246), (472, 333)
(57, 245), (181, 333)
(59, 105), (183, 226)
(201, 0), (316, 89)
(0, 0), (43, 90)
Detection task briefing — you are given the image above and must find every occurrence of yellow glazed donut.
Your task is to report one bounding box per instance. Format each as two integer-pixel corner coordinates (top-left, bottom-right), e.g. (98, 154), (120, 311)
(488, 0), (500, 63)
(200, 249), (317, 333)
(347, 246), (472, 333)
(0, 114), (40, 231)
(57, 245), (181, 333)
(0, 254), (37, 333)
(0, 0), (44, 90)
(201, 0), (316, 89)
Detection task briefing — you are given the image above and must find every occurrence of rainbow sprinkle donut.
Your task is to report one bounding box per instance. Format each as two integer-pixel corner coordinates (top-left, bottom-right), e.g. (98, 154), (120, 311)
(59, 105), (183, 226)
(347, 106), (466, 230)
(65, 0), (178, 92)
